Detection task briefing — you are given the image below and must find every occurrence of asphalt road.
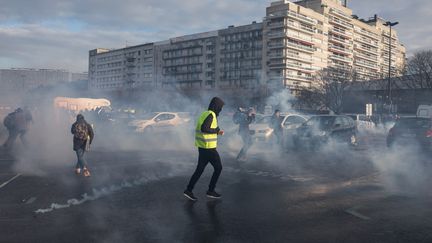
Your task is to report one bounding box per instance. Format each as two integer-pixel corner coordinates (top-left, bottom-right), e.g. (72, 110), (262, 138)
(0, 134), (432, 243)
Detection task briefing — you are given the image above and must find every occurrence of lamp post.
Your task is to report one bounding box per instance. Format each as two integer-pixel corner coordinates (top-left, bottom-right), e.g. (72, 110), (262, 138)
(383, 21), (398, 114)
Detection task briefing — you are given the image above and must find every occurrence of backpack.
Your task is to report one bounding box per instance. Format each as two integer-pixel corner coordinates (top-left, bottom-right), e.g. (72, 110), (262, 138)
(74, 122), (89, 140)
(3, 112), (15, 129)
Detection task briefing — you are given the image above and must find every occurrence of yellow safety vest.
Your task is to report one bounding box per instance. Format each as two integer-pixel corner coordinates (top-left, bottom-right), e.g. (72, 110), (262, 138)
(195, 111), (218, 149)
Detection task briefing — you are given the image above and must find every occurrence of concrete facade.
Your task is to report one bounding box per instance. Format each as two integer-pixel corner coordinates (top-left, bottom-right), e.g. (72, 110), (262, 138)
(88, 0), (406, 93)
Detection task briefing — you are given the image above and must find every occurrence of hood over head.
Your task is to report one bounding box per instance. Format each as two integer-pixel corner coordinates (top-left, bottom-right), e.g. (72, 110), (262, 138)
(208, 97), (224, 116)
(76, 114), (85, 122)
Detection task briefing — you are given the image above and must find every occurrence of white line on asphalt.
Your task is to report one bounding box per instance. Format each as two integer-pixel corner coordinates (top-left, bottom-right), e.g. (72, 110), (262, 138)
(25, 197), (37, 204)
(345, 207), (370, 220)
(0, 174), (21, 189)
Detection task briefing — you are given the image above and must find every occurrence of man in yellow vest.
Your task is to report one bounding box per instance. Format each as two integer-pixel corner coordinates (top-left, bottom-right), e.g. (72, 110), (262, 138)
(184, 97), (225, 201)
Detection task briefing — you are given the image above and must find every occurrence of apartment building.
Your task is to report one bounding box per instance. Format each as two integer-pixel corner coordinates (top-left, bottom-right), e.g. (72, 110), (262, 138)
(264, 1), (327, 90)
(0, 68), (87, 93)
(88, 0), (406, 93)
(294, 0), (405, 82)
(88, 44), (154, 90)
(154, 31), (218, 90)
(218, 22), (264, 90)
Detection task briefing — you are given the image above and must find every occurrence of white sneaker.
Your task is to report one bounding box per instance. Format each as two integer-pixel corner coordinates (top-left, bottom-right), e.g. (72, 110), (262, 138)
(75, 168), (81, 175)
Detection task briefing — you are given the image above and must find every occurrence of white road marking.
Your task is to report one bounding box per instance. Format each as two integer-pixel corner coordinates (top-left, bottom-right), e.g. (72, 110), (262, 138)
(345, 206), (370, 220)
(25, 197), (37, 204)
(0, 174), (21, 189)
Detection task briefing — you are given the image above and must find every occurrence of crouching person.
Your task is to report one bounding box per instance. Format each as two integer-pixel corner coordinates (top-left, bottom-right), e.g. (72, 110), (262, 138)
(71, 114), (94, 177)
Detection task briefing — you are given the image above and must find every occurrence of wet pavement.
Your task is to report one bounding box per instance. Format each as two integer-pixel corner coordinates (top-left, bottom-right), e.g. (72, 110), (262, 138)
(0, 136), (432, 243)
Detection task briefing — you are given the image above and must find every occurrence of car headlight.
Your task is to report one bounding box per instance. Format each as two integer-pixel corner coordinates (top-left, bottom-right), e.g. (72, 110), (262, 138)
(265, 128), (273, 137)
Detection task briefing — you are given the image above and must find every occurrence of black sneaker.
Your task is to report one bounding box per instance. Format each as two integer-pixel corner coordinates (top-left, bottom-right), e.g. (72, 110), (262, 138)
(206, 191), (221, 199)
(183, 190), (197, 201)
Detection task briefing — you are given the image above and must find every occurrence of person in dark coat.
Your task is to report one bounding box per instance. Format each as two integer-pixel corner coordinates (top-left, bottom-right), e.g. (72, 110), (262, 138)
(236, 107), (255, 161)
(184, 97), (225, 201)
(270, 109), (283, 147)
(2, 107), (32, 149)
(71, 114), (94, 177)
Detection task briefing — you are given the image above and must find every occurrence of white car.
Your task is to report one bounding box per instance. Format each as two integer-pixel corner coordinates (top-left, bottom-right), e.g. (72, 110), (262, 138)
(128, 112), (191, 133)
(249, 113), (308, 142)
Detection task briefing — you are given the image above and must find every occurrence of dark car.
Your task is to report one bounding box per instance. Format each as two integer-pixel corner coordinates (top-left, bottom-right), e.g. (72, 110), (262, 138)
(387, 117), (432, 151)
(294, 115), (357, 150)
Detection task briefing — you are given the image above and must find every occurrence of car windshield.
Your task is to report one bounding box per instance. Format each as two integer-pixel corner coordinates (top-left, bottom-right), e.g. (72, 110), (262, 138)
(304, 116), (335, 128)
(138, 112), (159, 120)
(255, 116), (272, 124)
(396, 118), (431, 129)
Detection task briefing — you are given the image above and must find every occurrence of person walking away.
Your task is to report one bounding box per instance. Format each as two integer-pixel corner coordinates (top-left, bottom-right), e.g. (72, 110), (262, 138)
(236, 107), (255, 162)
(270, 109), (283, 148)
(184, 97), (225, 201)
(71, 114), (94, 177)
(2, 108), (32, 149)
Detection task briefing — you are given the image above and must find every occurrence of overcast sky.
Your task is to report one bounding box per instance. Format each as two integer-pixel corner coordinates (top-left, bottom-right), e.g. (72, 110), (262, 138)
(0, 0), (430, 72)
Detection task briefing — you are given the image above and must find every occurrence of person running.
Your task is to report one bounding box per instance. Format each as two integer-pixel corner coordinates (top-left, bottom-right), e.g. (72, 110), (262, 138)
(236, 107), (255, 162)
(184, 97), (225, 201)
(71, 114), (94, 177)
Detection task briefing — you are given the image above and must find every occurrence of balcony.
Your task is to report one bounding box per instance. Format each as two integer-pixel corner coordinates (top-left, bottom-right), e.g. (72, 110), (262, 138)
(330, 62), (351, 70)
(354, 52), (378, 62)
(287, 42), (315, 53)
(286, 53), (313, 63)
(286, 73), (314, 81)
(286, 32), (314, 45)
(354, 44), (378, 55)
(360, 29), (379, 40)
(355, 60), (379, 70)
(329, 28), (352, 39)
(355, 37), (377, 46)
(328, 35), (352, 46)
(268, 22), (285, 29)
(329, 45), (352, 56)
(329, 8), (351, 21)
(287, 22), (315, 34)
(268, 42), (285, 49)
(285, 62), (315, 73)
(268, 32), (285, 39)
(329, 17), (352, 29)
(286, 11), (316, 25)
(330, 55), (352, 63)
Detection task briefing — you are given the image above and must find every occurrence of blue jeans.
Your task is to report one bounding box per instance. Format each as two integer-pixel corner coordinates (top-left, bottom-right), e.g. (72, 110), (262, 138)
(75, 148), (87, 169)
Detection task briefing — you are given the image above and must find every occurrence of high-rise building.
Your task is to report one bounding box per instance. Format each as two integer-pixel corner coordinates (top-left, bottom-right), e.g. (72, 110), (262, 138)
(88, 0), (406, 93)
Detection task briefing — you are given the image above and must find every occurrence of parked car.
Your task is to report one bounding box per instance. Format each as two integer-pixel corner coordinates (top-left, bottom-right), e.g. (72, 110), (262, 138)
(294, 115), (357, 150)
(249, 113), (308, 143)
(128, 112), (191, 133)
(346, 114), (375, 131)
(387, 117), (432, 151)
(417, 105), (432, 119)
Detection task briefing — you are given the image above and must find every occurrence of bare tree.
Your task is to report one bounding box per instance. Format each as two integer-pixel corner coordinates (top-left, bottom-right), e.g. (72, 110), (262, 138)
(308, 67), (358, 114)
(404, 50), (432, 89)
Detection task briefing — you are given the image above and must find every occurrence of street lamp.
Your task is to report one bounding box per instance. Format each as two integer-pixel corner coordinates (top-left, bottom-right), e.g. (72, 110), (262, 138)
(383, 21), (398, 114)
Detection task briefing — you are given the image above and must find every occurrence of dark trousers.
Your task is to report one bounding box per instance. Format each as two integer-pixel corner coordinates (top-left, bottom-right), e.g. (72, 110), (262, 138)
(75, 148), (87, 169)
(237, 132), (252, 160)
(3, 129), (28, 149)
(187, 148), (222, 192)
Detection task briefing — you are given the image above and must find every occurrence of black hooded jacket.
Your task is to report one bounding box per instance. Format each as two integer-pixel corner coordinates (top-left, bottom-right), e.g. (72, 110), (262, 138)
(71, 115), (94, 151)
(201, 97), (224, 134)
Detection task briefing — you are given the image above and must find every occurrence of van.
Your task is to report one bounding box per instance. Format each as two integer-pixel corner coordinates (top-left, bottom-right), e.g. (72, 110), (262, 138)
(417, 105), (432, 119)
